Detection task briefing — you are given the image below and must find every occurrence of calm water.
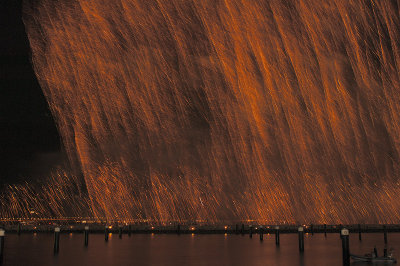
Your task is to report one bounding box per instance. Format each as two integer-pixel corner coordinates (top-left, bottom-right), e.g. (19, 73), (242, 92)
(2, 233), (399, 265)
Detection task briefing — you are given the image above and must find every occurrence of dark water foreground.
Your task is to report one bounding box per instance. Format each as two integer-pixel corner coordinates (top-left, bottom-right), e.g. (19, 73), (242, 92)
(2, 233), (399, 266)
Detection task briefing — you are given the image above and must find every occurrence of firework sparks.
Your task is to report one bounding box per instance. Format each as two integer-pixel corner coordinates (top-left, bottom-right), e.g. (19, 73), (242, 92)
(1, 0), (399, 224)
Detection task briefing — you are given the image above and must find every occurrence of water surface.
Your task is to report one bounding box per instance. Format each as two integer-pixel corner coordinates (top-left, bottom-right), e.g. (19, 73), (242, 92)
(3, 233), (399, 265)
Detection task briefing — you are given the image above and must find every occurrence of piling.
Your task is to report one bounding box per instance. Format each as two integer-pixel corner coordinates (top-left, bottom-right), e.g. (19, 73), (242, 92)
(235, 224), (239, 235)
(275, 226), (280, 246)
(383, 225), (387, 244)
(310, 224), (314, 235)
(323, 224), (327, 237)
(241, 224), (244, 235)
(17, 223), (21, 236)
(0, 229), (4, 264)
(341, 228), (350, 266)
(119, 226), (123, 239)
(54, 227), (60, 254)
(358, 224), (361, 241)
(105, 226), (109, 242)
(128, 225), (131, 237)
(84, 226), (89, 246)
(177, 224), (181, 235)
(249, 226), (253, 238)
(259, 227), (263, 241)
(298, 226), (304, 252)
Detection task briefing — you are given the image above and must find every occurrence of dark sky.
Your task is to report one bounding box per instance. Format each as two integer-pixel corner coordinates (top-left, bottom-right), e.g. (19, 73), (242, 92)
(1, 0), (60, 184)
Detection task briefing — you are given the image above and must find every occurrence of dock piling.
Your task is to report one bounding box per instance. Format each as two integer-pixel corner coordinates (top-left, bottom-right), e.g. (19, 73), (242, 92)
(84, 226), (89, 246)
(0, 229), (4, 264)
(383, 225), (387, 244)
(105, 226), (109, 242)
(358, 224), (362, 241)
(298, 226), (304, 252)
(119, 226), (123, 239)
(341, 228), (350, 266)
(54, 227), (60, 254)
(259, 227), (263, 241)
(324, 224), (327, 237)
(275, 226), (280, 246)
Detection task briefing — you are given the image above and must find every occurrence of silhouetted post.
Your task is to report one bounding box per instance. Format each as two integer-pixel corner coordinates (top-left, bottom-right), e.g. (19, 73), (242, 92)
(0, 229), (4, 264)
(84, 226), (89, 246)
(241, 224), (244, 235)
(341, 228), (350, 266)
(54, 227), (60, 254)
(119, 226), (123, 239)
(298, 226), (304, 252)
(275, 226), (280, 246)
(105, 226), (109, 242)
(384, 247), (388, 257)
(324, 224), (327, 237)
(259, 227), (263, 241)
(235, 224), (239, 235)
(358, 224), (362, 241)
(383, 225), (387, 244)
(128, 225), (131, 237)
(17, 223), (21, 236)
(310, 224), (314, 235)
(249, 226), (253, 238)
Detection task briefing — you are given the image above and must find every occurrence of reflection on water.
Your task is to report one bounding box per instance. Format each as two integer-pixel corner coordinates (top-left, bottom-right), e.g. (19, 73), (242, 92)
(2, 233), (400, 266)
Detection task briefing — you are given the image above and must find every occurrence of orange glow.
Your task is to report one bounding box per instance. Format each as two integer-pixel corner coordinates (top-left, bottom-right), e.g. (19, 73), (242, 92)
(0, 0), (398, 225)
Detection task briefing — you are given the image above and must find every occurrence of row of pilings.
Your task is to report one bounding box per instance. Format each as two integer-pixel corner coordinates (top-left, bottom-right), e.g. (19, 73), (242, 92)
(0, 223), (394, 265)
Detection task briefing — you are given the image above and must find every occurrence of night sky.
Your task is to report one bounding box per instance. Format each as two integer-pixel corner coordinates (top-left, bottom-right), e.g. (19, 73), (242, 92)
(1, 0), (60, 184)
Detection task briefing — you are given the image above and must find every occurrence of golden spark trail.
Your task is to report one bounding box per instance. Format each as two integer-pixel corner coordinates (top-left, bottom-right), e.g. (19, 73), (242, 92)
(2, 0), (399, 223)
